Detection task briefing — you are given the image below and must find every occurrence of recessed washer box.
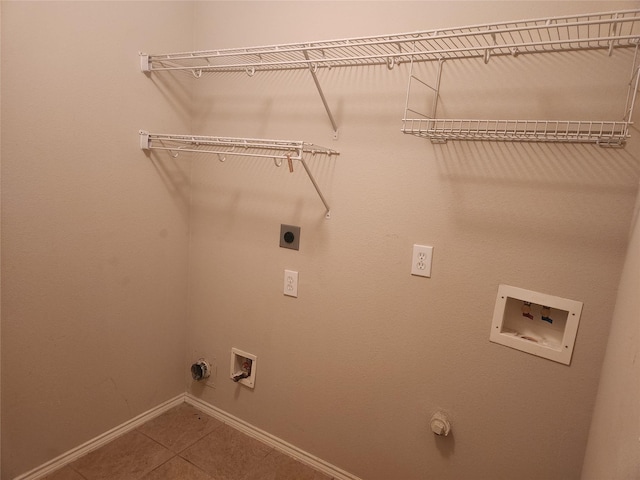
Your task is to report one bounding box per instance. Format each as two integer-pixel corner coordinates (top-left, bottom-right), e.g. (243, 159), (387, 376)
(490, 284), (583, 365)
(230, 348), (257, 388)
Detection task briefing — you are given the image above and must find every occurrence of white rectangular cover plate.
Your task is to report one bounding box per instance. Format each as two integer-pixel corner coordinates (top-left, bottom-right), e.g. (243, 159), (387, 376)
(490, 284), (583, 365)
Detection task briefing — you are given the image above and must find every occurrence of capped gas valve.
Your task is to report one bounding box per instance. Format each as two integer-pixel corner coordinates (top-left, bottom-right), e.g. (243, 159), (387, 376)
(430, 411), (451, 436)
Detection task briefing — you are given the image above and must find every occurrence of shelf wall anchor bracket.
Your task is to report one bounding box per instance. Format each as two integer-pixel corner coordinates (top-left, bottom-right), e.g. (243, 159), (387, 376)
(303, 50), (339, 140)
(139, 53), (150, 73)
(139, 130), (150, 149)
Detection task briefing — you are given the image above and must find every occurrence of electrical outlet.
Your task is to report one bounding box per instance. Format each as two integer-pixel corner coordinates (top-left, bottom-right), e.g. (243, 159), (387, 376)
(411, 244), (433, 277)
(284, 269), (298, 297)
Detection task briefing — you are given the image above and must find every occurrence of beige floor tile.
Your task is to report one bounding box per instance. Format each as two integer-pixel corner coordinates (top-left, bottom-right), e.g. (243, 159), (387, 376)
(180, 425), (272, 480)
(242, 451), (332, 480)
(70, 431), (173, 480)
(41, 466), (86, 480)
(45, 406), (333, 480)
(138, 403), (223, 453)
(141, 457), (213, 480)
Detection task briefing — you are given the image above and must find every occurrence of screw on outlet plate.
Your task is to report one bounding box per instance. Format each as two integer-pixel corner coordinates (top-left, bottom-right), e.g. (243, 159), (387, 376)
(280, 224), (300, 250)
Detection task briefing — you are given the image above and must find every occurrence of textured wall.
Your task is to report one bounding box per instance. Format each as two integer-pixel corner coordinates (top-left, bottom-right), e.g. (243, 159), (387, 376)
(1, 2), (193, 478)
(186, 2), (640, 480)
(581, 181), (640, 479)
(2, 2), (640, 479)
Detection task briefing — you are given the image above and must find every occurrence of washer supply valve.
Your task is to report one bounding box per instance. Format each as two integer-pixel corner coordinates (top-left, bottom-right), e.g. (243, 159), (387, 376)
(232, 371), (249, 382)
(232, 359), (252, 382)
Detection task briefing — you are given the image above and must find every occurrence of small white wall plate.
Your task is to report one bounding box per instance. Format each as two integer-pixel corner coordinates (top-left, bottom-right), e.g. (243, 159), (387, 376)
(230, 348), (257, 388)
(490, 284), (583, 365)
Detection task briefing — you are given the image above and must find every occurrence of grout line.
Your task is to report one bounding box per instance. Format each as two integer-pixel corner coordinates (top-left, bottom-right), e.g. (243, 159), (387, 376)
(177, 455), (215, 479)
(136, 428), (178, 456)
(140, 453), (179, 480)
(68, 465), (90, 480)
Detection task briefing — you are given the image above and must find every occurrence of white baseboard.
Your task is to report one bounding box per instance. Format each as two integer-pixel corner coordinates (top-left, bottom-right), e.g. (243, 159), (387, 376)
(13, 394), (185, 480)
(13, 393), (361, 480)
(185, 394), (362, 480)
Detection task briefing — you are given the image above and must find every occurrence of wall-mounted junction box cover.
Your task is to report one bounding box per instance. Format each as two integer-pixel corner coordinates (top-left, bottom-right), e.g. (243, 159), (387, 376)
(280, 224), (300, 251)
(490, 284), (583, 365)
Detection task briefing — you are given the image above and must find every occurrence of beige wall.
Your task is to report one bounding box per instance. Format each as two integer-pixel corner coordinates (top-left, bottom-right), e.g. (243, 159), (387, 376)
(186, 2), (640, 480)
(581, 181), (640, 479)
(2, 1), (640, 480)
(0, 0), (3, 471)
(1, 2), (193, 478)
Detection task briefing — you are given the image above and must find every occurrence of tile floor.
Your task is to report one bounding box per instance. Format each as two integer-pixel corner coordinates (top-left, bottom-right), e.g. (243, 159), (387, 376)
(42, 403), (332, 480)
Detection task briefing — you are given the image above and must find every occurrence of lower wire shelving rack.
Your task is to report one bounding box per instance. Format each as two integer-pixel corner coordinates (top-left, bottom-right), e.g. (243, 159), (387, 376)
(139, 131), (339, 218)
(401, 118), (632, 147)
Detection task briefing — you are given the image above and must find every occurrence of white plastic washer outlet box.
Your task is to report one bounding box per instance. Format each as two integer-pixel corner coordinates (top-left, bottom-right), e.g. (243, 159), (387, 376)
(489, 284), (583, 365)
(230, 348), (257, 388)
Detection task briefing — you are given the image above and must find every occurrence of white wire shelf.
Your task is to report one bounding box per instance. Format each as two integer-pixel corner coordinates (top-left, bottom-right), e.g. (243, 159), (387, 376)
(401, 119), (632, 147)
(140, 9), (640, 74)
(399, 9), (640, 147)
(139, 131), (338, 217)
(140, 9), (640, 146)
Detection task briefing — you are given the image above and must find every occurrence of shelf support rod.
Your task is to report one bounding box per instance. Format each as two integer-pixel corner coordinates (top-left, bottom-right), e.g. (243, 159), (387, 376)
(431, 59), (445, 119)
(303, 50), (339, 140)
(403, 49), (417, 125)
(623, 43), (640, 124)
(299, 157), (331, 218)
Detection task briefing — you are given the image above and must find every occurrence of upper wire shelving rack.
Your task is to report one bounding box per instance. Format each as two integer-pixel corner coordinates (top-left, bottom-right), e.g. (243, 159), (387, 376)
(141, 10), (640, 72)
(141, 9), (640, 147)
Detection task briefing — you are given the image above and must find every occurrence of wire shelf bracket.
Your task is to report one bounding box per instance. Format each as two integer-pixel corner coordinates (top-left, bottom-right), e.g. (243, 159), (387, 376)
(139, 131), (339, 218)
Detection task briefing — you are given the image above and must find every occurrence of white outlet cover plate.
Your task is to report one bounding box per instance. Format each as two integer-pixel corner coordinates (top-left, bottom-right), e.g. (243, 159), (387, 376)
(411, 244), (433, 277)
(284, 269), (298, 297)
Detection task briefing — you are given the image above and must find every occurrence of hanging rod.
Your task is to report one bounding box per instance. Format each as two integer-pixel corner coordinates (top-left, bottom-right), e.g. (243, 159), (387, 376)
(139, 131), (338, 218)
(140, 9), (640, 74)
